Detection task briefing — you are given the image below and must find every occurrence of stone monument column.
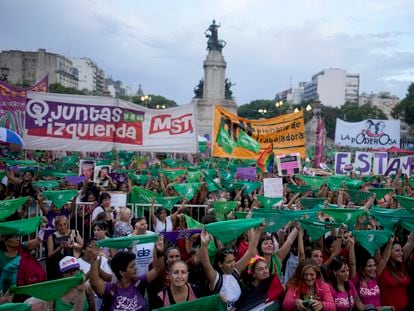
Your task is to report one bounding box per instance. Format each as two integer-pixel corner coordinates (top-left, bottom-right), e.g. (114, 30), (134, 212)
(192, 20), (237, 139)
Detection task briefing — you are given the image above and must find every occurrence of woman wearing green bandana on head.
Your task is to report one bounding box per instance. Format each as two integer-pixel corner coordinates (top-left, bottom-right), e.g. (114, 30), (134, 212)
(199, 225), (263, 310)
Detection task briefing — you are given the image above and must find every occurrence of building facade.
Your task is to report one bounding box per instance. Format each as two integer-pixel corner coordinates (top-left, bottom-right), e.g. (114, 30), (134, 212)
(275, 82), (306, 104)
(358, 91), (399, 119)
(72, 58), (106, 95)
(303, 68), (359, 107)
(0, 49), (78, 88)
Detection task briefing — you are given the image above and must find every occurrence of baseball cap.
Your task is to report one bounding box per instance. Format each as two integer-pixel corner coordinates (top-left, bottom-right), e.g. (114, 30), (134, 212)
(59, 256), (80, 273)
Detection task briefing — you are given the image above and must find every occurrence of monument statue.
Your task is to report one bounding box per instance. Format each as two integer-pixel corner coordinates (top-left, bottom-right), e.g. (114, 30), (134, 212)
(193, 79), (204, 98)
(225, 78), (235, 100)
(205, 19), (226, 51)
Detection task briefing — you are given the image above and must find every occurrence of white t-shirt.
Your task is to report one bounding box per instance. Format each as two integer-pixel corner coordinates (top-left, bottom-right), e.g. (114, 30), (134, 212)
(154, 216), (173, 234)
(213, 271), (241, 310)
(91, 206), (104, 222)
(132, 231), (155, 276)
(78, 256), (112, 310)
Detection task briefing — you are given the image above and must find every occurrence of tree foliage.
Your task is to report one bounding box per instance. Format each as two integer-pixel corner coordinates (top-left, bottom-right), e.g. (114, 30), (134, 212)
(128, 94), (177, 109)
(392, 82), (414, 125)
(49, 83), (87, 95)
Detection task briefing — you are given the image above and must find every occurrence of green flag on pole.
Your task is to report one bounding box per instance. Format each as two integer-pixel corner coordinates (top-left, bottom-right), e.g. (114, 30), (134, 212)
(0, 216), (42, 236)
(206, 218), (262, 244)
(96, 233), (159, 249)
(153, 294), (226, 311)
(41, 190), (78, 209)
(236, 130), (260, 153)
(9, 272), (84, 301)
(216, 127), (236, 154)
(0, 197), (28, 221)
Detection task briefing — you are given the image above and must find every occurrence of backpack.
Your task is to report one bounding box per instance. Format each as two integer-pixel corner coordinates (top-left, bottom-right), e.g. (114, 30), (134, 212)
(16, 244), (47, 286)
(212, 270), (240, 294)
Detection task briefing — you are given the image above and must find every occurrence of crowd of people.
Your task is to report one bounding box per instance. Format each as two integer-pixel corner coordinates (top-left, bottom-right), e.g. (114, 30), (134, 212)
(0, 149), (413, 311)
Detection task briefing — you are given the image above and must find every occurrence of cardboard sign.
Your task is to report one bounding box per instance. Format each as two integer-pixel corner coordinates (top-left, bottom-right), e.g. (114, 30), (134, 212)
(263, 177), (283, 197)
(276, 154), (301, 176)
(108, 191), (128, 208)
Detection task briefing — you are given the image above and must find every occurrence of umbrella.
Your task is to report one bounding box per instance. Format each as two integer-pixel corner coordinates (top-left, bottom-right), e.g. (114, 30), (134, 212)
(0, 127), (25, 145)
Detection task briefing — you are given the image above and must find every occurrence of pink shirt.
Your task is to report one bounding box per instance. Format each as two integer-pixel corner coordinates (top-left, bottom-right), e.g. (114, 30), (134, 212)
(329, 282), (358, 311)
(351, 273), (380, 307)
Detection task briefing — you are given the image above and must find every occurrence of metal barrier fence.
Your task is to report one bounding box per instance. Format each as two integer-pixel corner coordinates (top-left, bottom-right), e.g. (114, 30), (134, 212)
(32, 202), (208, 260)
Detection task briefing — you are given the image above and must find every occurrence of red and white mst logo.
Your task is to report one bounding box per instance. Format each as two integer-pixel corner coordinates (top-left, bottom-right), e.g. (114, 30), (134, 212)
(149, 113), (193, 135)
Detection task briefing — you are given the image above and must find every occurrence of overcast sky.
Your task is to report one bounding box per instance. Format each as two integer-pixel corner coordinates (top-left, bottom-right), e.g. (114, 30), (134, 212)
(1, 0), (413, 105)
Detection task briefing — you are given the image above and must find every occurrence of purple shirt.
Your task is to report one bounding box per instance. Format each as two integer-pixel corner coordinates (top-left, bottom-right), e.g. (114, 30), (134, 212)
(101, 275), (147, 311)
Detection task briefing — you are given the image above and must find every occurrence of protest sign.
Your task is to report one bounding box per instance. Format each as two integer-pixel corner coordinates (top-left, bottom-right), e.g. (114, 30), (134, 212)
(276, 153), (301, 176)
(235, 166), (256, 180)
(24, 92), (198, 153)
(108, 191), (128, 208)
(263, 177), (283, 197)
(212, 105), (305, 159)
(335, 118), (400, 148)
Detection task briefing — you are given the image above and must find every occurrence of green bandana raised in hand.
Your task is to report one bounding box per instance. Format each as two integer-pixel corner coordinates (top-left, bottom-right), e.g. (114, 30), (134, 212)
(367, 188), (393, 200)
(172, 182), (202, 201)
(41, 190), (78, 209)
(9, 272), (84, 301)
(33, 180), (60, 190)
(128, 173), (149, 186)
(257, 195), (282, 209)
(394, 195), (414, 213)
(0, 216), (42, 236)
(352, 230), (393, 256)
(0, 197), (28, 221)
(322, 208), (366, 226)
(129, 186), (162, 204)
(299, 218), (342, 241)
(300, 198), (325, 210)
(153, 294), (225, 311)
(212, 201), (238, 221)
(206, 218), (262, 244)
(96, 233), (159, 249)
(155, 196), (183, 211)
(0, 303), (30, 311)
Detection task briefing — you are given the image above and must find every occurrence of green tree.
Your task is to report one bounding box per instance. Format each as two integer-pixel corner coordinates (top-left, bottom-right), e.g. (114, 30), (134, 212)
(238, 99), (289, 119)
(129, 94), (177, 109)
(49, 83), (87, 95)
(392, 82), (414, 125)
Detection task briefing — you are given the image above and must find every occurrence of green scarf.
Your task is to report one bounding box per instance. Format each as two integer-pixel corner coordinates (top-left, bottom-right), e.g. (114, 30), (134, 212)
(322, 208), (366, 225)
(297, 175), (328, 190)
(33, 180), (60, 190)
(0, 303), (30, 311)
(257, 196), (283, 209)
(238, 181), (261, 195)
(346, 190), (373, 205)
(0, 216), (42, 236)
(0, 197), (29, 221)
(220, 171), (235, 182)
(153, 294), (225, 311)
(287, 184), (312, 194)
(352, 230), (393, 256)
(394, 195), (414, 213)
(212, 201), (238, 221)
(203, 171), (223, 192)
(299, 218), (342, 241)
(96, 233), (159, 249)
(300, 198), (325, 210)
(206, 218), (262, 244)
(183, 215), (204, 229)
(172, 182), (203, 201)
(160, 169), (186, 181)
(40, 169), (77, 178)
(9, 272), (84, 301)
(41, 190), (78, 209)
(221, 181), (244, 192)
(129, 186), (162, 204)
(155, 196), (183, 211)
(128, 173), (149, 186)
(367, 188), (393, 200)
(252, 210), (296, 233)
(187, 170), (202, 183)
(233, 211), (248, 219)
(369, 207), (408, 230)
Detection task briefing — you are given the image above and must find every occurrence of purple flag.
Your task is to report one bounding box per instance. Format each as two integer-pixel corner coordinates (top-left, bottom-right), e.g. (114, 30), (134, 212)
(160, 229), (202, 244)
(236, 166), (257, 181)
(65, 175), (86, 185)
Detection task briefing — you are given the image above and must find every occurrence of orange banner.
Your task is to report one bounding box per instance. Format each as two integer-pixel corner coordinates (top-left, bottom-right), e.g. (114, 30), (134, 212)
(212, 105), (306, 159)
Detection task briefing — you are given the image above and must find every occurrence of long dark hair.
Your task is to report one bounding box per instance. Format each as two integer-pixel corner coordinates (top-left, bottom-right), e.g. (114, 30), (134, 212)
(329, 256), (350, 292)
(387, 242), (408, 280)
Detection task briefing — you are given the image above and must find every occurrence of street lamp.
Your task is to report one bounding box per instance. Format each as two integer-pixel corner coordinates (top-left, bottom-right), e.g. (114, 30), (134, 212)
(0, 66), (9, 82)
(306, 104), (312, 112)
(275, 100), (283, 108)
(156, 104), (166, 109)
(140, 95), (151, 107)
(294, 107), (299, 113)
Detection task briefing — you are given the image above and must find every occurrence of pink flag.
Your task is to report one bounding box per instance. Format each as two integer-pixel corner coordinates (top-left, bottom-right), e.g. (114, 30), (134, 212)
(313, 117), (325, 168)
